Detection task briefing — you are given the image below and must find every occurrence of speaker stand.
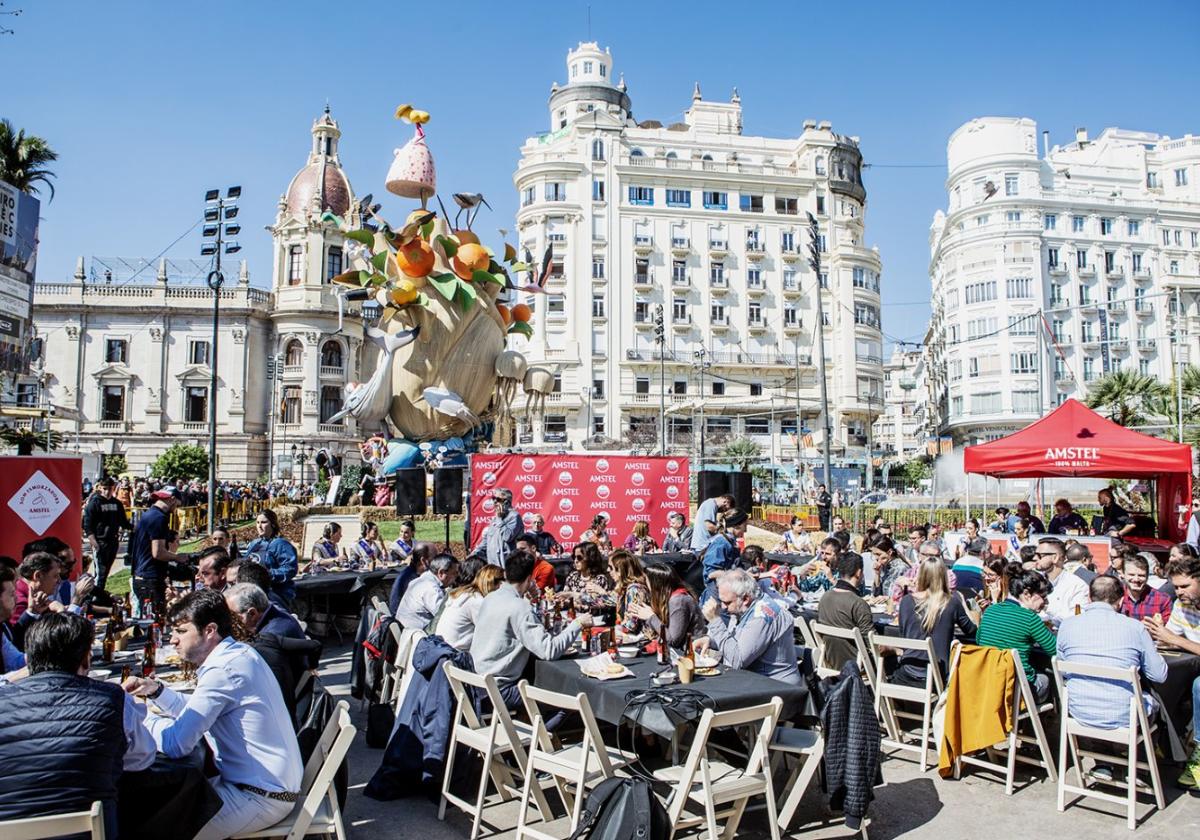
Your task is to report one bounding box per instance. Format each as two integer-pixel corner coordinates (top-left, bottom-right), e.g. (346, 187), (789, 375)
(444, 514), (451, 553)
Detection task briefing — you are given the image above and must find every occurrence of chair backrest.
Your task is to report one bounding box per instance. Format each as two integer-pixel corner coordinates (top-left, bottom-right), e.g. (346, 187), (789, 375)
(669, 697), (782, 818)
(793, 614), (822, 659)
(870, 634), (945, 694)
(392, 628), (426, 707)
(810, 621), (876, 684)
(1, 801), (105, 840)
(518, 680), (615, 776)
(946, 641), (1023, 712)
(371, 595), (391, 616)
(284, 701), (355, 840)
(443, 661), (525, 753)
(1052, 658), (1145, 733)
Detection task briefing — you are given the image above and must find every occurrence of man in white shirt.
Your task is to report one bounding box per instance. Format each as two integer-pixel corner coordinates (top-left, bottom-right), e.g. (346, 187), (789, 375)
(1034, 538), (1089, 626)
(691, 493), (734, 554)
(124, 589), (302, 840)
(395, 553), (458, 630)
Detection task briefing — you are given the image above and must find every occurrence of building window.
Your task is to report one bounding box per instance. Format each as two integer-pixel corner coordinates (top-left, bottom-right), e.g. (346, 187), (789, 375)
(591, 379), (605, 399)
(1012, 391), (1038, 413)
(1005, 277), (1032, 299)
(672, 379), (688, 395)
(281, 386), (301, 423)
(1047, 247), (1059, 267)
(739, 194), (764, 213)
(711, 382), (725, 397)
(634, 301), (649, 323)
(710, 262), (725, 284)
(1132, 252), (1142, 272)
(592, 257), (605, 279)
(1100, 217), (1113, 236)
(591, 139), (604, 161)
(775, 197), (798, 215)
(1075, 250), (1088, 269)
(672, 297), (687, 322)
(1005, 211), (1021, 222)
(1008, 314), (1036, 335)
(748, 301), (763, 324)
(592, 179), (605, 201)
(319, 385), (343, 423)
(1170, 260), (1180, 274)
(783, 306), (798, 327)
(635, 258), (651, 283)
(1175, 168), (1189, 187)
(1072, 216), (1085, 233)
(1147, 171), (1159, 189)
(744, 416), (769, 435)
(635, 377), (650, 394)
(783, 268), (797, 289)
(672, 260), (687, 283)
(1104, 251), (1116, 272)
(819, 272), (829, 289)
(547, 295), (566, 315)
(188, 340), (210, 365)
(288, 245), (303, 285)
(972, 392), (1002, 414)
(543, 415), (567, 443)
(1010, 352), (1038, 374)
(571, 63), (578, 78)
(592, 295), (605, 318)
(325, 246), (342, 282)
(185, 386), (208, 423)
(545, 182), (566, 201)
(710, 302), (725, 322)
(853, 303), (879, 327)
(747, 267), (762, 287)
(816, 195), (826, 215)
(1044, 213), (1057, 231)
(320, 340), (342, 368)
(702, 190), (727, 210)
(815, 156), (826, 175)
(963, 281), (997, 304)
(976, 215), (989, 227)
(521, 186), (535, 207)
(105, 339), (127, 364)
(665, 189), (691, 207)
(592, 415), (605, 436)
(1083, 357), (1095, 381)
(781, 231), (795, 252)
(628, 185), (653, 205)
(102, 385), (125, 422)
(1004, 173), (1018, 196)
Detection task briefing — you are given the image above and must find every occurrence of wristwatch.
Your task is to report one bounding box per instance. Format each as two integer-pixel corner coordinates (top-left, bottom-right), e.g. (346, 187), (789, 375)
(147, 680), (165, 700)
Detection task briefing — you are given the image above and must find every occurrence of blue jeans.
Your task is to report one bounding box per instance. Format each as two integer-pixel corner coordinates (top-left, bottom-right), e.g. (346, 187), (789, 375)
(1192, 676), (1200, 747)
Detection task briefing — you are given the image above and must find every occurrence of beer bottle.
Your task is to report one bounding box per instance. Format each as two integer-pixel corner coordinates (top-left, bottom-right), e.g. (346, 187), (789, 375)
(141, 633), (156, 678)
(101, 621), (115, 663)
(1074, 603), (1081, 616)
(120, 664), (132, 683)
(683, 634), (695, 665)
(656, 636), (669, 666)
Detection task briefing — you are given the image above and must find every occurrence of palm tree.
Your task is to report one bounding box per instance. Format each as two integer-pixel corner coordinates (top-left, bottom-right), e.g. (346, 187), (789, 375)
(721, 436), (762, 471)
(1084, 369), (1170, 427)
(1144, 363), (1200, 444)
(0, 119), (58, 200)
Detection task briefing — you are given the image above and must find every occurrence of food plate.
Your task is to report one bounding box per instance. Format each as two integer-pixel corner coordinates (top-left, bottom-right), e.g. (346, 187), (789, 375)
(694, 667), (721, 677)
(693, 652), (719, 669)
(617, 645), (641, 659)
(577, 653), (634, 680)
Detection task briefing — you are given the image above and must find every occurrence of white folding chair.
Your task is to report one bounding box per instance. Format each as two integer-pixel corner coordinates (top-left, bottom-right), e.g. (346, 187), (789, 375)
(1052, 659), (1165, 830)
(514, 681), (637, 838)
(232, 700), (354, 840)
(370, 595), (391, 616)
(391, 628), (426, 710)
(809, 621), (876, 686)
(793, 614), (823, 663)
(440, 663), (552, 840)
(653, 697), (783, 840)
(870, 635), (945, 771)
(946, 642), (1057, 795)
(1, 801), (105, 840)
(769, 726), (825, 832)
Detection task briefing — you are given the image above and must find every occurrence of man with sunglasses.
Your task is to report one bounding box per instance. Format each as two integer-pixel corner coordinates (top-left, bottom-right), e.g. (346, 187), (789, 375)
(1034, 538), (1089, 626)
(479, 487), (521, 567)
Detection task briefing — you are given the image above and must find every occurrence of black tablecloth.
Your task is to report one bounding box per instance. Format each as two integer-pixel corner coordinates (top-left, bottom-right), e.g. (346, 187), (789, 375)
(294, 567), (398, 596)
(534, 654), (808, 739)
(766, 553), (816, 565)
(798, 604), (898, 637)
(1156, 651), (1200, 733)
(118, 745), (220, 840)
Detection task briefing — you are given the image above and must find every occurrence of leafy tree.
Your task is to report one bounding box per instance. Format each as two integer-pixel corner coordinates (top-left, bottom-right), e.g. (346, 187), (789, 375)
(149, 443), (209, 481)
(1144, 364), (1200, 444)
(0, 119), (58, 200)
(722, 436), (762, 471)
(1084, 369), (1169, 427)
(103, 454), (128, 476)
(899, 458), (932, 485)
(1, 426), (63, 455)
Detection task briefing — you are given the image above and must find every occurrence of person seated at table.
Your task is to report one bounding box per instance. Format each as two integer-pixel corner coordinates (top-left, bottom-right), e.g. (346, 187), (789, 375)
(701, 509), (748, 605)
(224, 579), (306, 641)
(11, 554), (95, 653)
(390, 520), (416, 563)
(1057, 575), (1167, 731)
(774, 515), (814, 554)
(1048, 498), (1088, 535)
(1063, 542), (1097, 585)
(951, 537), (989, 594)
(691, 493), (735, 555)
(900, 526), (928, 564)
(308, 522), (344, 568)
(1097, 487), (1136, 537)
(829, 515), (853, 549)
(698, 569), (801, 686)
(1009, 501), (1045, 534)
(1158, 544), (1199, 597)
(527, 514), (561, 557)
(243, 508), (299, 607)
(470, 549), (592, 709)
(123, 589), (303, 840)
(890, 557), (977, 687)
(431, 562), (503, 651)
(988, 507), (1010, 532)
(629, 563), (704, 654)
(608, 550), (649, 635)
(211, 525), (240, 560)
(816, 553), (877, 670)
(388, 543), (433, 615)
(347, 520), (387, 569)
(514, 533), (558, 592)
(976, 555), (1009, 610)
(622, 520), (660, 555)
(661, 511), (693, 554)
(818, 535), (843, 567)
(866, 536), (910, 602)
(976, 563), (1057, 704)
(891, 541), (957, 605)
(926, 523), (947, 555)
(1009, 517), (1034, 552)
(563, 541), (614, 604)
(0, 567), (26, 675)
(954, 520), (981, 560)
(1033, 538), (1089, 627)
(395, 553), (459, 630)
(582, 514), (614, 554)
(194, 546), (232, 593)
(228, 558), (288, 612)
(0, 612), (155, 837)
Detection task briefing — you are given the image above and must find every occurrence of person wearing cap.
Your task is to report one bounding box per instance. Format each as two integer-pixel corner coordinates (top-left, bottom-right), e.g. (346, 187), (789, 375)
(128, 487), (188, 614)
(701, 508), (747, 605)
(82, 477), (132, 592)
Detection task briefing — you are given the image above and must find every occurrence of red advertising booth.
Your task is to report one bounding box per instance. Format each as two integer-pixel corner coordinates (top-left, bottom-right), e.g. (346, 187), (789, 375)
(0, 456), (84, 577)
(963, 399), (1193, 543)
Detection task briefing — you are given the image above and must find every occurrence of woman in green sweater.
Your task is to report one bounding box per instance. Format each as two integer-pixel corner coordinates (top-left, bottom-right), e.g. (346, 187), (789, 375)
(976, 563), (1056, 703)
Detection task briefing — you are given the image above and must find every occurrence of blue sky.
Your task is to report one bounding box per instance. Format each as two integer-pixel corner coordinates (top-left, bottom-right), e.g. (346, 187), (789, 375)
(6, 0), (1198, 348)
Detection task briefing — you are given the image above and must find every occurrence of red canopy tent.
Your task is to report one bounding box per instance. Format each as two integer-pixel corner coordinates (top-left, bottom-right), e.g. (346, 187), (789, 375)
(963, 399), (1193, 542)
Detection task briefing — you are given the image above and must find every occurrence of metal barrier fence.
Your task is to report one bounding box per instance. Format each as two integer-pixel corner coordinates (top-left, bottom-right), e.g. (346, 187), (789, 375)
(126, 496), (285, 535)
(753, 504), (1104, 533)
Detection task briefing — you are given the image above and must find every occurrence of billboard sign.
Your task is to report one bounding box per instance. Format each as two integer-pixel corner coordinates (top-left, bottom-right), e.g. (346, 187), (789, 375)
(0, 180), (38, 375)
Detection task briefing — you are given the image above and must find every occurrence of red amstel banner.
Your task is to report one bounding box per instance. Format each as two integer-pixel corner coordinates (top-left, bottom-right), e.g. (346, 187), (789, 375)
(0, 456), (83, 576)
(468, 454), (690, 550)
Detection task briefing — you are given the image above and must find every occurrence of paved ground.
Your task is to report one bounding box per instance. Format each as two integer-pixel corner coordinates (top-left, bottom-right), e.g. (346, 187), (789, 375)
(314, 643), (1199, 839)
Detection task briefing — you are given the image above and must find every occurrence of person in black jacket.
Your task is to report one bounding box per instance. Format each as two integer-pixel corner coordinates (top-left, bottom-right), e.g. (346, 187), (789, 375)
(821, 660), (882, 831)
(83, 477), (132, 592)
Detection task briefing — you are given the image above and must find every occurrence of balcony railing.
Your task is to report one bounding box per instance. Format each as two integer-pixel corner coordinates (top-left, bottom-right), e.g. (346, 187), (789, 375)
(319, 365), (344, 378)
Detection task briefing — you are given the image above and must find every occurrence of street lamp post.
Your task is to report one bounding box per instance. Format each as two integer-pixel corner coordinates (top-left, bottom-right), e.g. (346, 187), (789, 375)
(693, 348), (709, 468)
(201, 186), (241, 534)
(806, 213), (834, 490)
(655, 304), (666, 454)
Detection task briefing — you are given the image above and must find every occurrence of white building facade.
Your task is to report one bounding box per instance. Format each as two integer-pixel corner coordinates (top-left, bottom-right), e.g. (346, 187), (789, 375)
(928, 117), (1200, 444)
(872, 346), (925, 461)
(512, 43), (885, 474)
(29, 110), (368, 479)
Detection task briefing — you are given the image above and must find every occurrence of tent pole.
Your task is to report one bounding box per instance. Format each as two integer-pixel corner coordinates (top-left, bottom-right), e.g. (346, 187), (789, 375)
(965, 473), (971, 527)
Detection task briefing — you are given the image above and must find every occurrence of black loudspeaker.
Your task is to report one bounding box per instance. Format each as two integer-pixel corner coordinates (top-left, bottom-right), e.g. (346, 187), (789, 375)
(394, 468), (426, 516)
(433, 468), (464, 515)
(728, 471), (753, 513)
(697, 471), (730, 504)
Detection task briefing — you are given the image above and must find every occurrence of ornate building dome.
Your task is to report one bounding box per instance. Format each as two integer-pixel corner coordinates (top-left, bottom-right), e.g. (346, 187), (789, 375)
(282, 107), (354, 218)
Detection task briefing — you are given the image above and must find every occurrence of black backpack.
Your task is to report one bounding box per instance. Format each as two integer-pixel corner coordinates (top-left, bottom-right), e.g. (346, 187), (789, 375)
(568, 777), (671, 840)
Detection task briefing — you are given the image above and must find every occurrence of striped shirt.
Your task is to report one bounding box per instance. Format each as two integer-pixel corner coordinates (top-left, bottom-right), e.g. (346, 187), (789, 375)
(1120, 586), (1172, 623)
(1165, 600), (1200, 642)
(976, 598), (1057, 683)
(1056, 603), (1167, 729)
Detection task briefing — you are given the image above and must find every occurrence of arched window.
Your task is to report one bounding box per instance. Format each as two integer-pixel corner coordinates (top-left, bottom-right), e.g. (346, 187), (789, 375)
(320, 340), (342, 369)
(630, 148), (644, 158)
(701, 153), (713, 162)
(814, 155), (826, 176)
(666, 151), (678, 160)
(591, 139), (605, 161)
(285, 339), (304, 367)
